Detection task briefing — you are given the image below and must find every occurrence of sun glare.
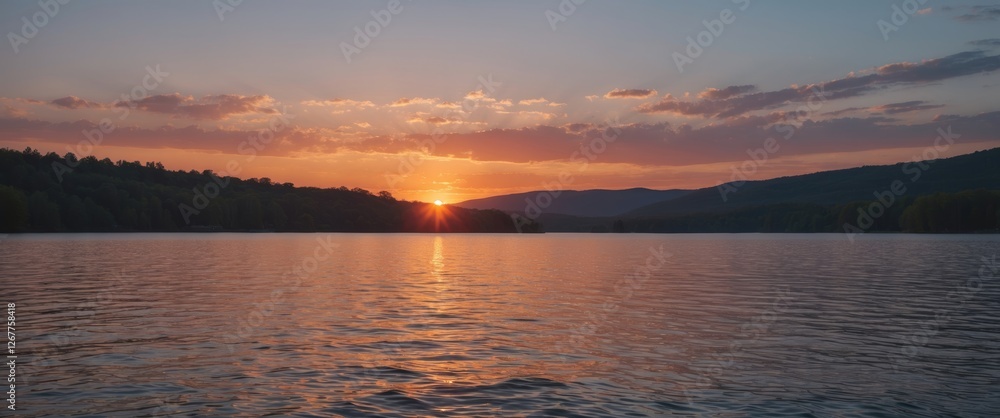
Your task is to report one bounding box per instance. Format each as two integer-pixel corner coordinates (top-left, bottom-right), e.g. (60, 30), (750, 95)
(434, 200), (444, 206)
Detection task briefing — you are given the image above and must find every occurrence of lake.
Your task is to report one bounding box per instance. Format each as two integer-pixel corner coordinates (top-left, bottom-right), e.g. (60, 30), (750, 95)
(2, 233), (999, 416)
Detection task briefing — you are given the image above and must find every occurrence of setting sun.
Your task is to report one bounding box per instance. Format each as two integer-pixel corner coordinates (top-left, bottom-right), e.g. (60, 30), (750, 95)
(434, 200), (444, 206)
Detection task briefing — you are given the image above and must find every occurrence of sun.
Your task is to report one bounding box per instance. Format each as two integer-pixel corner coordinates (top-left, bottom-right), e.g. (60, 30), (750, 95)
(434, 200), (443, 206)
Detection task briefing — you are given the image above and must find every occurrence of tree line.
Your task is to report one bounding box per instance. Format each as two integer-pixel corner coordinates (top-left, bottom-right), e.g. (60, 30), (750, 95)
(0, 147), (536, 233)
(607, 190), (1000, 234)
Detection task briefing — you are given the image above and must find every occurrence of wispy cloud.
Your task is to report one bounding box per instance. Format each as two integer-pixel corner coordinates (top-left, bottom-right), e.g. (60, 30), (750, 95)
(301, 98), (375, 108)
(697, 85), (756, 100)
(638, 51), (1000, 118)
(871, 100), (944, 114)
(117, 93), (278, 120)
(604, 89), (658, 99)
(952, 4), (1000, 21)
(969, 38), (1000, 47)
(390, 97), (438, 107)
(50, 96), (106, 109)
(518, 97), (565, 107)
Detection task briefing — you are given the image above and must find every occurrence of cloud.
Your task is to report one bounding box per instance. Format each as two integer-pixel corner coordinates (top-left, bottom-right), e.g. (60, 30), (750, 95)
(0, 105), (28, 118)
(954, 5), (1000, 21)
(0, 116), (319, 156)
(917, 7), (932, 15)
(968, 38), (1000, 47)
(697, 85), (756, 100)
(407, 115), (458, 125)
(339, 111), (1000, 166)
(390, 97), (438, 107)
(518, 97), (566, 107)
(118, 93), (278, 120)
(51, 96), (105, 109)
(827, 101), (944, 117)
(604, 88), (658, 99)
(301, 98), (375, 109)
(498, 110), (557, 120)
(4, 110), (999, 168)
(871, 100), (944, 114)
(562, 123), (595, 133)
(638, 51), (1000, 118)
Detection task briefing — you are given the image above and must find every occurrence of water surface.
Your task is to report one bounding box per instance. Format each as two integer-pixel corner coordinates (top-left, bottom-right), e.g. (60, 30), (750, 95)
(2, 233), (999, 416)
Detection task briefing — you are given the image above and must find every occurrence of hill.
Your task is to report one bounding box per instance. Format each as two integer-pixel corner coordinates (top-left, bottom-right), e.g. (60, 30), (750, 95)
(0, 148), (539, 233)
(628, 148), (1000, 217)
(507, 148), (1000, 233)
(455, 188), (690, 217)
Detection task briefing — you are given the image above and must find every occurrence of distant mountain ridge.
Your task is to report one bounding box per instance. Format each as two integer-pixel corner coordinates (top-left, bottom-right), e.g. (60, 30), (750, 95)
(455, 188), (690, 218)
(626, 147), (1000, 217)
(458, 147), (1000, 233)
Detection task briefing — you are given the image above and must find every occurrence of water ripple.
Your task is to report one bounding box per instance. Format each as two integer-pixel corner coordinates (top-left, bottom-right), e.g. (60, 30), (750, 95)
(1, 233), (999, 416)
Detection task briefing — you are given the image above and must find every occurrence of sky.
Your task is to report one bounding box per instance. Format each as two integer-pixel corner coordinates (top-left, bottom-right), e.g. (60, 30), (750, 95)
(1, 1), (999, 203)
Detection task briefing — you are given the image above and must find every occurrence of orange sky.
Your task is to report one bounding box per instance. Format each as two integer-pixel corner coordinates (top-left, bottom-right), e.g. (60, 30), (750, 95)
(2, 2), (999, 203)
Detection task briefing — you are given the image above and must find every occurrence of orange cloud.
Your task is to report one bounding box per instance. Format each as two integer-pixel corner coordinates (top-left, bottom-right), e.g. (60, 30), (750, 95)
(51, 96), (106, 109)
(518, 97), (566, 107)
(301, 98), (375, 108)
(117, 93), (278, 120)
(390, 97), (438, 107)
(604, 88), (658, 99)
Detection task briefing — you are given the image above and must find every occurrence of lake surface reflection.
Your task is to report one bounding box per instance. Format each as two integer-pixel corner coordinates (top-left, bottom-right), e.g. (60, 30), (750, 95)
(2, 233), (999, 416)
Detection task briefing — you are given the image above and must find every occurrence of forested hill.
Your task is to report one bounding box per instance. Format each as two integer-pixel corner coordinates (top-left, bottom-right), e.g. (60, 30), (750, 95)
(0, 148), (538, 233)
(455, 188), (691, 217)
(529, 148), (1000, 233)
